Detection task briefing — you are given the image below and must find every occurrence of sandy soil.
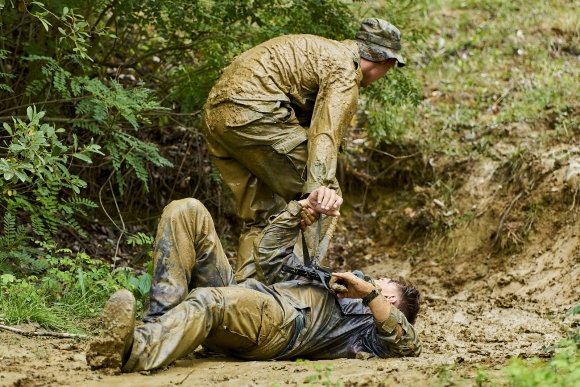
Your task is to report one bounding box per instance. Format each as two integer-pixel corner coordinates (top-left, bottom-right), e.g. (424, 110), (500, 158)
(0, 288), (565, 387)
(0, 251), (571, 387)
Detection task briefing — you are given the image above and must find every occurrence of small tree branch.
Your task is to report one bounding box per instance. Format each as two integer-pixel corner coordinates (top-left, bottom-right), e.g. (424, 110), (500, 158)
(493, 191), (524, 244)
(0, 324), (88, 339)
(365, 146), (421, 159)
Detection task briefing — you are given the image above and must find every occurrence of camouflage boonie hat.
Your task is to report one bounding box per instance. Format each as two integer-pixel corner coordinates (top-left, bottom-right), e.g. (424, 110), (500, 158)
(355, 18), (406, 67)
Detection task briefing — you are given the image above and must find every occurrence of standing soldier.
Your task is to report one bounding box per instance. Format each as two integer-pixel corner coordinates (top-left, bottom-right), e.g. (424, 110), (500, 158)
(202, 18), (406, 280)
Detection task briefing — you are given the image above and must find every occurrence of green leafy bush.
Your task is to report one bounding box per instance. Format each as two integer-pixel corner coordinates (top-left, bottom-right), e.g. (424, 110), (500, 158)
(362, 68), (423, 142)
(1, 107), (101, 238)
(0, 213), (43, 274)
(0, 248), (152, 330)
(502, 341), (580, 387)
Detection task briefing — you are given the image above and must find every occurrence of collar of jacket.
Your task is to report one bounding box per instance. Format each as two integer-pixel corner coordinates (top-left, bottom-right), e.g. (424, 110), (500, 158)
(341, 39), (363, 85)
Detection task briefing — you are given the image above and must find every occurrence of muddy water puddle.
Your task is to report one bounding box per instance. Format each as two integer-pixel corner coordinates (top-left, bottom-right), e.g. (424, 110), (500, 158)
(0, 298), (561, 387)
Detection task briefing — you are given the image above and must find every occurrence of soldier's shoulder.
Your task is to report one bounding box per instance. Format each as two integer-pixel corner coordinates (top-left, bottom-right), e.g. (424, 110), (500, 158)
(263, 34), (339, 46)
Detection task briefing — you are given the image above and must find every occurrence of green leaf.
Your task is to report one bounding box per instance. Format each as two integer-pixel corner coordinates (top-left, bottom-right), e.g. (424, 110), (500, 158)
(51, 146), (62, 158)
(9, 144), (25, 152)
(39, 19), (51, 32)
(563, 304), (580, 320)
(1, 273), (16, 284)
(27, 106), (33, 121)
(62, 7), (69, 16)
(72, 153), (92, 163)
(138, 273), (152, 297)
(3, 122), (12, 135)
(58, 27), (67, 35)
(14, 170), (27, 182)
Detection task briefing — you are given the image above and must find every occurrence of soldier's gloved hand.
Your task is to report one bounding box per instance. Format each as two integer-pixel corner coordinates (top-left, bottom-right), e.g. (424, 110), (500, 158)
(331, 271), (380, 299)
(302, 186), (343, 216)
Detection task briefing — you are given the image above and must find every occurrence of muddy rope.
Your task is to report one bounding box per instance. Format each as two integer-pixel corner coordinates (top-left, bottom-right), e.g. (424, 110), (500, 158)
(0, 324), (88, 339)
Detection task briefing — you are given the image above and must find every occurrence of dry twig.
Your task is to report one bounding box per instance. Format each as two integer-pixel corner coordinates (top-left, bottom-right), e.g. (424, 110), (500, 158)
(493, 191), (524, 244)
(365, 146), (421, 160)
(571, 188), (578, 212)
(0, 324), (88, 339)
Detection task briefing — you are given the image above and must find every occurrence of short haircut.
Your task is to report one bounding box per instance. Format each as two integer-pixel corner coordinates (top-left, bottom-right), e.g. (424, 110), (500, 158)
(388, 277), (420, 325)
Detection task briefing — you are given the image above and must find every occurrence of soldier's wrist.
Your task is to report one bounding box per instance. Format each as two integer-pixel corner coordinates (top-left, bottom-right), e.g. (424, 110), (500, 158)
(362, 288), (380, 304)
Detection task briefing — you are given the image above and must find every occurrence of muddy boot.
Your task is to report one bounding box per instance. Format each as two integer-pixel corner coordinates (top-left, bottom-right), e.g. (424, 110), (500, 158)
(86, 289), (136, 371)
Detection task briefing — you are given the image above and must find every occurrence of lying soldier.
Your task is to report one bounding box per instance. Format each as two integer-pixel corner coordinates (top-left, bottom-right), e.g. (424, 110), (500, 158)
(86, 187), (421, 372)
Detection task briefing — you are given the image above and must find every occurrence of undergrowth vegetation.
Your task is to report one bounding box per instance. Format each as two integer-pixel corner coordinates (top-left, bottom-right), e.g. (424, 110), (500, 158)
(0, 0), (424, 330)
(0, 248), (152, 331)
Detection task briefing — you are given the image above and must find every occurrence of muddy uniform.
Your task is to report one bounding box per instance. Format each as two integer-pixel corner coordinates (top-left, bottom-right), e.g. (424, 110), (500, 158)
(203, 35), (362, 280)
(126, 199), (420, 372)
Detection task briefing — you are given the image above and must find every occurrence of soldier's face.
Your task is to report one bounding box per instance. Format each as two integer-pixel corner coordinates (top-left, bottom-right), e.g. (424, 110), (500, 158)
(360, 58), (397, 87)
(376, 277), (400, 305)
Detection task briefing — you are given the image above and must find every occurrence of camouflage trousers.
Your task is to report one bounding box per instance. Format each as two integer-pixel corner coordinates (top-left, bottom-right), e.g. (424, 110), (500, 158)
(124, 199), (293, 372)
(202, 102), (339, 280)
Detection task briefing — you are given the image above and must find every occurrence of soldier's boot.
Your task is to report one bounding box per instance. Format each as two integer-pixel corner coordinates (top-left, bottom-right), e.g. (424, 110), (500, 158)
(86, 289), (136, 370)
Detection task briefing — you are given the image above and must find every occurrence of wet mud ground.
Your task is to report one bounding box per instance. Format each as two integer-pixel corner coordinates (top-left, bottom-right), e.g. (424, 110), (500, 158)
(0, 262), (566, 387)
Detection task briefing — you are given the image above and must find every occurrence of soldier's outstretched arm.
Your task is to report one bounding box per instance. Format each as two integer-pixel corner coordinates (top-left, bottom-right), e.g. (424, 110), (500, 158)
(253, 187), (342, 284)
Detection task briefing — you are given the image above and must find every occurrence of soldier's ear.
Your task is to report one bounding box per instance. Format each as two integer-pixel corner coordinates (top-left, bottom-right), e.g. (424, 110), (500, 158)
(385, 294), (398, 304)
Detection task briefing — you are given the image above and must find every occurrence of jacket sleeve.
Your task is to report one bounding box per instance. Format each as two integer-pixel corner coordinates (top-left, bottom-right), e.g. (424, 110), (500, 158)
(253, 201), (304, 285)
(372, 307), (422, 357)
(302, 61), (360, 196)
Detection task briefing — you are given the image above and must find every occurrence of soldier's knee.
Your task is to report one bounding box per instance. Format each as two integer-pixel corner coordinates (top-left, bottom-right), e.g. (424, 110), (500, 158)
(185, 287), (222, 304)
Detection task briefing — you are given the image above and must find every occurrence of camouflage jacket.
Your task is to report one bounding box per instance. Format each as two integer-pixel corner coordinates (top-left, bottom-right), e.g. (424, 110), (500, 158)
(238, 201), (422, 359)
(207, 35), (362, 195)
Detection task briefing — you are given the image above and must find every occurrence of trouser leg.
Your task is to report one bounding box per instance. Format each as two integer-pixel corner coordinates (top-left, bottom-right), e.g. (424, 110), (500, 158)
(203, 103), (307, 281)
(143, 198), (235, 323)
(204, 137), (286, 281)
(123, 287), (292, 372)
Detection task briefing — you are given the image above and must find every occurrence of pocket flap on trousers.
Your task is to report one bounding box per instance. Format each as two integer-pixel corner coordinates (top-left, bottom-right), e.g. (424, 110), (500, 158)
(272, 129), (308, 155)
(225, 108), (264, 127)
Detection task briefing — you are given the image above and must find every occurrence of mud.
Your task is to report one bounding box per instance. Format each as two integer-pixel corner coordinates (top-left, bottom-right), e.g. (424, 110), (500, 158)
(0, 242), (571, 387)
(0, 295), (563, 387)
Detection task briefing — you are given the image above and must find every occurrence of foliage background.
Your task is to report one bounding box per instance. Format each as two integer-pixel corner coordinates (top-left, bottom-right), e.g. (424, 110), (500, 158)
(2, 0), (580, 385)
(0, 0), (424, 326)
(0, 0), (423, 271)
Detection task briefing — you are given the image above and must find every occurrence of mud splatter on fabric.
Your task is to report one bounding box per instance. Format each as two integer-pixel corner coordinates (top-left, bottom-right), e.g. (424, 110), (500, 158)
(202, 35), (362, 274)
(124, 199), (420, 372)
